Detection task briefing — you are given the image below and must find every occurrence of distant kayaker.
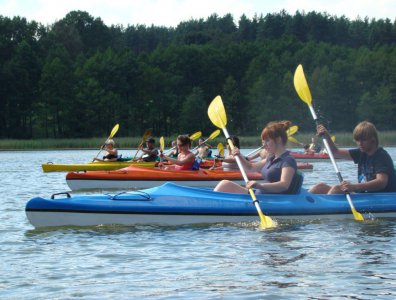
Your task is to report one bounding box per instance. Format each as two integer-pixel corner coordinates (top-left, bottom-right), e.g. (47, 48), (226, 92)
(160, 135), (196, 170)
(195, 138), (212, 158)
(310, 121), (396, 194)
(93, 139), (118, 162)
(138, 138), (159, 162)
(211, 135), (240, 171)
(214, 121), (301, 194)
(308, 136), (322, 153)
(168, 140), (179, 158)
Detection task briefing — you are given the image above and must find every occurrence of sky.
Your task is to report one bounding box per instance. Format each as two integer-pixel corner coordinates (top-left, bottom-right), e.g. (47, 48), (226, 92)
(1, 0), (395, 27)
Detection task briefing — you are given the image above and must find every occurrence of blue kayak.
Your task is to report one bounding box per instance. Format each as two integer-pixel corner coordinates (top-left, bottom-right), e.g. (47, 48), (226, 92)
(26, 182), (396, 228)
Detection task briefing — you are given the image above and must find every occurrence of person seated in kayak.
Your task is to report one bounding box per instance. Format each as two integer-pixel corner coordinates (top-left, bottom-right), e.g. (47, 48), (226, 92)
(168, 140), (179, 158)
(309, 121), (396, 194)
(93, 139), (118, 162)
(214, 120), (299, 194)
(160, 135), (196, 170)
(246, 148), (268, 162)
(138, 138), (159, 162)
(211, 135), (241, 171)
(308, 136), (321, 153)
(303, 143), (315, 155)
(195, 138), (212, 158)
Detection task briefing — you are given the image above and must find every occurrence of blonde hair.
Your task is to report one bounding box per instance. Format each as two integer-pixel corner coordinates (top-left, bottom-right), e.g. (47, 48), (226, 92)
(261, 120), (292, 145)
(353, 121), (378, 147)
(106, 139), (115, 146)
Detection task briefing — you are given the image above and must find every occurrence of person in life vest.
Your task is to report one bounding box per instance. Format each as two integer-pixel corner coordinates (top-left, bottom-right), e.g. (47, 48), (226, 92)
(93, 139), (118, 162)
(159, 135), (196, 170)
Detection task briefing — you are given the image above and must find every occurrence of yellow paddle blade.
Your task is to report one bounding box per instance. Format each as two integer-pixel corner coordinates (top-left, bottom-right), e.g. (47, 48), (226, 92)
(208, 96), (227, 129)
(294, 64), (312, 106)
(109, 124), (120, 139)
(288, 136), (299, 144)
(159, 136), (165, 152)
(258, 211), (277, 229)
(352, 208), (364, 221)
(142, 128), (153, 141)
(287, 125), (298, 137)
(189, 131), (202, 141)
(331, 135), (336, 142)
(208, 129), (221, 140)
(247, 189), (277, 229)
(217, 142), (224, 157)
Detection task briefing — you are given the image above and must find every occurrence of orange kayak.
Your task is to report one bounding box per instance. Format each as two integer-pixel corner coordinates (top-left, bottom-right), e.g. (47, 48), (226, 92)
(66, 165), (262, 190)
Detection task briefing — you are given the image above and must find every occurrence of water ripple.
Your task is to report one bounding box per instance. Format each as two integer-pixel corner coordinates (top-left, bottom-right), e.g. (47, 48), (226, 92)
(1, 149), (396, 299)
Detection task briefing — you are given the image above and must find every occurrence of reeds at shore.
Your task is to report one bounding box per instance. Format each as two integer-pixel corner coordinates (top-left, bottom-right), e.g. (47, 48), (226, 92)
(0, 131), (395, 150)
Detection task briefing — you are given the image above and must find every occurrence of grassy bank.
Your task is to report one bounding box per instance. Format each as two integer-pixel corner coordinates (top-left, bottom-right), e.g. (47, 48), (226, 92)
(0, 132), (395, 150)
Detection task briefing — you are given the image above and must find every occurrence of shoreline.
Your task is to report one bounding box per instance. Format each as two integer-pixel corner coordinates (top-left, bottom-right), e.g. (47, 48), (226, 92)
(0, 132), (395, 150)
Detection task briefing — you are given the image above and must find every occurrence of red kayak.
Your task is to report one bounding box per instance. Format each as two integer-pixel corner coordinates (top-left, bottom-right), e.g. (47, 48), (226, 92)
(66, 165), (263, 190)
(290, 152), (331, 161)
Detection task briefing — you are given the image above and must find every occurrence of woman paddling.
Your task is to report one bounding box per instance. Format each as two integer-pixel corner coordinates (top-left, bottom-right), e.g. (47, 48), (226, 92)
(160, 135), (196, 170)
(214, 120), (301, 194)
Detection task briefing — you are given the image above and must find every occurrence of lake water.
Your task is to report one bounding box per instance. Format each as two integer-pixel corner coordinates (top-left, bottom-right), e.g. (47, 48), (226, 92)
(1, 148), (396, 299)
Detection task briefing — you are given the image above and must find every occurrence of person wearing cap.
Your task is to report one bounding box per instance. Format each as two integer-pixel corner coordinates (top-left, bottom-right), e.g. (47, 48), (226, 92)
(139, 138), (159, 162)
(93, 139), (118, 162)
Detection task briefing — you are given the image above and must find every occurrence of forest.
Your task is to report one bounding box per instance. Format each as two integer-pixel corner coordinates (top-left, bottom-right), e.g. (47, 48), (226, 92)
(0, 10), (395, 139)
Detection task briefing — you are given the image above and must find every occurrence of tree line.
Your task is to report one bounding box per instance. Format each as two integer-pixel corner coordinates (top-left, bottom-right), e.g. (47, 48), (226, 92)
(0, 10), (395, 139)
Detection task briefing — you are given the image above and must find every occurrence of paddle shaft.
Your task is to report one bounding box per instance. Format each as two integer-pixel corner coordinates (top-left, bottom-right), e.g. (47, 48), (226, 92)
(192, 138), (211, 151)
(222, 127), (266, 214)
(308, 105), (359, 213)
(246, 146), (264, 157)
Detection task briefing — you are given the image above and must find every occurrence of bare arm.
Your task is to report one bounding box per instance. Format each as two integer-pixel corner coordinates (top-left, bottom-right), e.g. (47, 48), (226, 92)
(342, 173), (389, 192)
(317, 125), (351, 160)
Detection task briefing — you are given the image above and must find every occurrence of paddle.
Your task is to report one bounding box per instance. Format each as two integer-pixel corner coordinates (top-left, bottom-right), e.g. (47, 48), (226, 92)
(208, 95), (276, 229)
(192, 129), (221, 151)
(164, 131), (202, 155)
(132, 128), (153, 161)
(287, 135), (301, 145)
(209, 142), (225, 170)
(217, 142), (225, 157)
(287, 125), (298, 137)
(293, 64), (364, 221)
(159, 136), (165, 160)
(92, 124), (119, 162)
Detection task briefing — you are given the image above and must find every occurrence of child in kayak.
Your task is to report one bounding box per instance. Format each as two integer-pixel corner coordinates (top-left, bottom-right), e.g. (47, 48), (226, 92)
(93, 139), (118, 162)
(214, 120), (301, 194)
(160, 135), (196, 170)
(310, 121), (396, 194)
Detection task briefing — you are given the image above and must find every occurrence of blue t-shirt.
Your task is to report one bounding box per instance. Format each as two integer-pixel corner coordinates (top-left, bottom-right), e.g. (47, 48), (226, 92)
(256, 151), (298, 194)
(349, 147), (396, 192)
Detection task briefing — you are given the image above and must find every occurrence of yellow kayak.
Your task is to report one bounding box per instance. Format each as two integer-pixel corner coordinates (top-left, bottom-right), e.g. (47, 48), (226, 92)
(42, 161), (156, 172)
